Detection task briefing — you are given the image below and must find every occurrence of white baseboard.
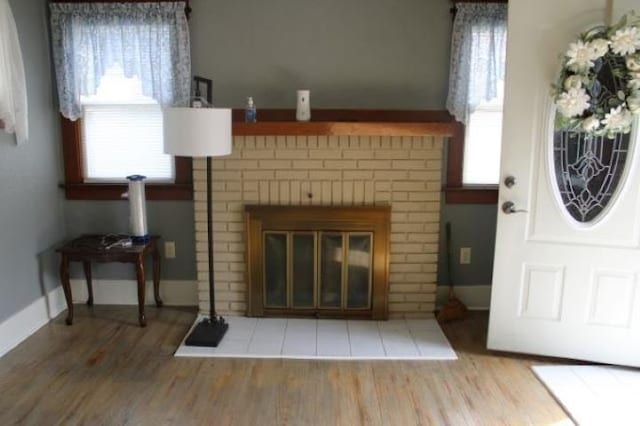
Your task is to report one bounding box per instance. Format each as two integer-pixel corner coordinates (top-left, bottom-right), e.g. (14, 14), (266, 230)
(0, 280), (197, 359)
(0, 286), (67, 359)
(436, 285), (492, 310)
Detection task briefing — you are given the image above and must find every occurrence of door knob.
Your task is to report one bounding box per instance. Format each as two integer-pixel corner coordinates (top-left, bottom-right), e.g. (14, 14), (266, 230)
(502, 201), (528, 214)
(504, 176), (516, 188)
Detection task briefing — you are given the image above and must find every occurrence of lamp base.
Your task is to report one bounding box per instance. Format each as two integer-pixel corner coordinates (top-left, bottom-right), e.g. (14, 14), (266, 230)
(184, 316), (228, 347)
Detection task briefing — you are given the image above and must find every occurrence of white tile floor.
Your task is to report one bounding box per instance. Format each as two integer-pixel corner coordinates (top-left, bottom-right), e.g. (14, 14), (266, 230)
(533, 365), (640, 426)
(175, 316), (457, 360)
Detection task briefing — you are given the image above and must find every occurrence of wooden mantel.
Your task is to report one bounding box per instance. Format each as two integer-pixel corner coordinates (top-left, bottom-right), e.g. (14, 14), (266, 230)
(231, 109), (457, 137)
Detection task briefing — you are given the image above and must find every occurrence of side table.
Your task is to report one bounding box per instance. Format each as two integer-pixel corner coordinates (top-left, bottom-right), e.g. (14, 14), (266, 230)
(56, 235), (163, 327)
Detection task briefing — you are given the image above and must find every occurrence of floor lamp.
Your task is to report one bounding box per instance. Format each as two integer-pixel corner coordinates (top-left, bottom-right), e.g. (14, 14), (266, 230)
(163, 106), (232, 347)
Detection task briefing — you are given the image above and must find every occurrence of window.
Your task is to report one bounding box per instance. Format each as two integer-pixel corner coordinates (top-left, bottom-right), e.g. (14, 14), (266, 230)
(80, 65), (173, 183)
(445, 1), (507, 203)
(50, 1), (192, 200)
(463, 83), (504, 186)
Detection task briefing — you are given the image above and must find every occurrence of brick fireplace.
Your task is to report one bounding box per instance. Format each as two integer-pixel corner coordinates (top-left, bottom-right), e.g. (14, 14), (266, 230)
(193, 133), (444, 318)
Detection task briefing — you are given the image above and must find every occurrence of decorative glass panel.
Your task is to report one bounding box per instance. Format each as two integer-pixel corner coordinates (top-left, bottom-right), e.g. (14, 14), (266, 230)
(319, 233), (343, 307)
(553, 132), (630, 223)
(264, 233), (287, 307)
(292, 233), (315, 308)
(347, 234), (372, 309)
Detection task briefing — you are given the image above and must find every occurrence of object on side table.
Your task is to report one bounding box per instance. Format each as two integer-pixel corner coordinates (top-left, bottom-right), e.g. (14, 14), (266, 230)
(126, 175), (149, 244)
(163, 76), (232, 347)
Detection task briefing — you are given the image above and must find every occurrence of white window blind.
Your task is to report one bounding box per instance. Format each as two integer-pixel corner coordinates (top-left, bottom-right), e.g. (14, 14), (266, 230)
(463, 84), (504, 186)
(80, 64), (174, 183)
(82, 104), (173, 182)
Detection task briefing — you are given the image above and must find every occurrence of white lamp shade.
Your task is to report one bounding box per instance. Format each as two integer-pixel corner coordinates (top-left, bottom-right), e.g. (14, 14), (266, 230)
(163, 107), (232, 157)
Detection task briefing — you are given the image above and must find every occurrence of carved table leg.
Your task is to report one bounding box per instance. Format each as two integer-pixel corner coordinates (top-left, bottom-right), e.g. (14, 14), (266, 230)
(135, 256), (147, 327)
(59, 255), (73, 325)
(152, 242), (163, 307)
(83, 261), (94, 306)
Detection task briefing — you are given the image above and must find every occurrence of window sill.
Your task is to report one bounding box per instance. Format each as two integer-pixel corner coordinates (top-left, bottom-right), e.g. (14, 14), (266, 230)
(444, 185), (498, 204)
(61, 183), (193, 201)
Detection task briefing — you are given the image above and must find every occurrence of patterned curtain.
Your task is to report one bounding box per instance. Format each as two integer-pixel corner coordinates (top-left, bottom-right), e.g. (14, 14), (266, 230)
(446, 3), (508, 123)
(0, 0), (28, 144)
(49, 2), (191, 121)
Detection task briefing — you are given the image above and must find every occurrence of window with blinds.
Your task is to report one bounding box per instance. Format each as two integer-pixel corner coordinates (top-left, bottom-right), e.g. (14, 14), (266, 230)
(80, 64), (174, 183)
(463, 84), (504, 186)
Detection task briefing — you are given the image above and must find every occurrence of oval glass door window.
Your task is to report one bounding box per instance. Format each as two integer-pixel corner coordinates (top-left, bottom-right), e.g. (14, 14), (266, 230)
(553, 131), (631, 223)
(552, 55), (633, 224)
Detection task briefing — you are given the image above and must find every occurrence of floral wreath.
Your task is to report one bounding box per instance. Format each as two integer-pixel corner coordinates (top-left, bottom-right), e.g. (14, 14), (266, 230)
(552, 12), (640, 138)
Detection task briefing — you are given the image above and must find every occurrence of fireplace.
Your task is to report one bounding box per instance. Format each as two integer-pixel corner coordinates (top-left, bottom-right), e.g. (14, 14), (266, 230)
(192, 132), (445, 318)
(245, 205), (390, 319)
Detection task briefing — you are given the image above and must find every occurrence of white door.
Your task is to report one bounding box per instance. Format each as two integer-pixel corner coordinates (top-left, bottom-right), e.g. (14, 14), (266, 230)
(488, 0), (640, 366)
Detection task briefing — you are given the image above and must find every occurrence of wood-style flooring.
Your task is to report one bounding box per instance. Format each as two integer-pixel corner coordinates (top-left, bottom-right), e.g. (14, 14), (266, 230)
(0, 306), (571, 425)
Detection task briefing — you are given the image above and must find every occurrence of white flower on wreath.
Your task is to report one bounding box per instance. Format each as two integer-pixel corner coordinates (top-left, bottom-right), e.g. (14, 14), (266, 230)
(563, 75), (584, 91)
(602, 105), (634, 132)
(589, 38), (610, 59)
(627, 55), (640, 71)
(627, 93), (640, 114)
(582, 116), (601, 132)
(610, 26), (640, 56)
(556, 87), (591, 117)
(566, 40), (597, 72)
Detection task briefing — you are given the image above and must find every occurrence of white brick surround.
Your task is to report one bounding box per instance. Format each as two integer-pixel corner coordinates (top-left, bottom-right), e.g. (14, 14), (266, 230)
(193, 134), (444, 318)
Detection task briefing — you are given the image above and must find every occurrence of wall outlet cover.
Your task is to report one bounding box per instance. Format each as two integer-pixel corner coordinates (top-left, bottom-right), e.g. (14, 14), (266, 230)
(460, 247), (471, 264)
(165, 241), (176, 259)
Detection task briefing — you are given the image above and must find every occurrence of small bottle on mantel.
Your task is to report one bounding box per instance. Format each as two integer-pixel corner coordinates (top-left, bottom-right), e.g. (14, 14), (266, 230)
(245, 97), (257, 123)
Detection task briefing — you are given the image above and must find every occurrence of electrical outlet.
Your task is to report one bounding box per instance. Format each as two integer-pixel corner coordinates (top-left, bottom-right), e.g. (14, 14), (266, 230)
(165, 241), (176, 259)
(460, 247), (471, 265)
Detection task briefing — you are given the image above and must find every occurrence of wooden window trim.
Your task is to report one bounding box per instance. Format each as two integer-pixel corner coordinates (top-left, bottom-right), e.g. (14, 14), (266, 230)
(444, 120), (499, 204)
(445, 0), (505, 204)
(60, 116), (193, 200)
(54, 0), (193, 200)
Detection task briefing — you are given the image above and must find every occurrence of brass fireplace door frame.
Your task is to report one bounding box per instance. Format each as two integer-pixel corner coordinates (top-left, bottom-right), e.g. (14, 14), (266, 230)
(244, 205), (391, 320)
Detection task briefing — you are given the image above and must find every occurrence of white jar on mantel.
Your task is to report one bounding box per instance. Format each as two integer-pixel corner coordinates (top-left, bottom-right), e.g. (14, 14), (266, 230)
(296, 90), (311, 121)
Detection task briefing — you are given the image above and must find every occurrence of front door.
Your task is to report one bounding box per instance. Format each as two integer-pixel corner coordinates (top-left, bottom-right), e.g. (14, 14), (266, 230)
(488, 0), (640, 366)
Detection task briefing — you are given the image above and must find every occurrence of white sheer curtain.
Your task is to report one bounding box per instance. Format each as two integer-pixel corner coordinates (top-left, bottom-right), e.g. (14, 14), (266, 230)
(0, 0), (28, 144)
(49, 2), (191, 121)
(446, 3), (508, 124)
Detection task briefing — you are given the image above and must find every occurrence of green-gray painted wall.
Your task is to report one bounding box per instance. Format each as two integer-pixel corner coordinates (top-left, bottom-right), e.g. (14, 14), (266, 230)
(0, 0), (66, 322)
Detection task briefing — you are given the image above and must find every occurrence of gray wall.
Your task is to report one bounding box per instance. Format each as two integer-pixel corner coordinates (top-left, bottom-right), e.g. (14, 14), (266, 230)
(190, 0), (452, 108)
(0, 0), (66, 322)
(64, 0), (498, 287)
(64, 201), (195, 279)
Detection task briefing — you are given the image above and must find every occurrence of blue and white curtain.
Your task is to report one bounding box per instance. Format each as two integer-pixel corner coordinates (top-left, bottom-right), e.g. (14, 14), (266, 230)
(49, 1), (191, 121)
(446, 3), (508, 123)
(0, 0), (28, 144)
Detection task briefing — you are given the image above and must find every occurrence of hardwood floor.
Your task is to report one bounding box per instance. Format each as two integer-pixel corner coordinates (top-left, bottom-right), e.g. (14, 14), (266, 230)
(0, 306), (571, 425)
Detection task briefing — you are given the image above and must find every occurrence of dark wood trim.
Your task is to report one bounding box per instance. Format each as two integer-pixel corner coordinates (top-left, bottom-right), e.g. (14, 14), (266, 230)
(232, 109), (456, 137)
(446, 121), (465, 188)
(444, 120), (499, 204)
(245, 205), (391, 320)
(59, 116), (193, 201)
(231, 109), (453, 123)
(234, 121), (455, 137)
(445, 187), (498, 204)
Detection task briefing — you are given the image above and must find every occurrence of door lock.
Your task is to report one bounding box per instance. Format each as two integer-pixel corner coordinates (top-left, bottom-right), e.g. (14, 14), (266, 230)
(502, 201), (528, 214)
(504, 176), (517, 188)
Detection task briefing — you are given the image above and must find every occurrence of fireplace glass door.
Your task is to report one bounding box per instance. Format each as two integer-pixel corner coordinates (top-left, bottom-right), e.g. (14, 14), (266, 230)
(263, 231), (373, 313)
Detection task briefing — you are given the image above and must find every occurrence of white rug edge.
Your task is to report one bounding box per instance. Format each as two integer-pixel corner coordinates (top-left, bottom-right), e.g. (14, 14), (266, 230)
(531, 365), (578, 425)
(174, 315), (458, 361)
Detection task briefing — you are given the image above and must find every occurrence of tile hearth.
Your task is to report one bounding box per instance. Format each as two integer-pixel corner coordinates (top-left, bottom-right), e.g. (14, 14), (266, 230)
(175, 316), (456, 360)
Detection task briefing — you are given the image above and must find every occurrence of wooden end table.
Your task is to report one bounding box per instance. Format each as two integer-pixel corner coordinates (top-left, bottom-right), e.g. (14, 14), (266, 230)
(56, 235), (163, 327)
